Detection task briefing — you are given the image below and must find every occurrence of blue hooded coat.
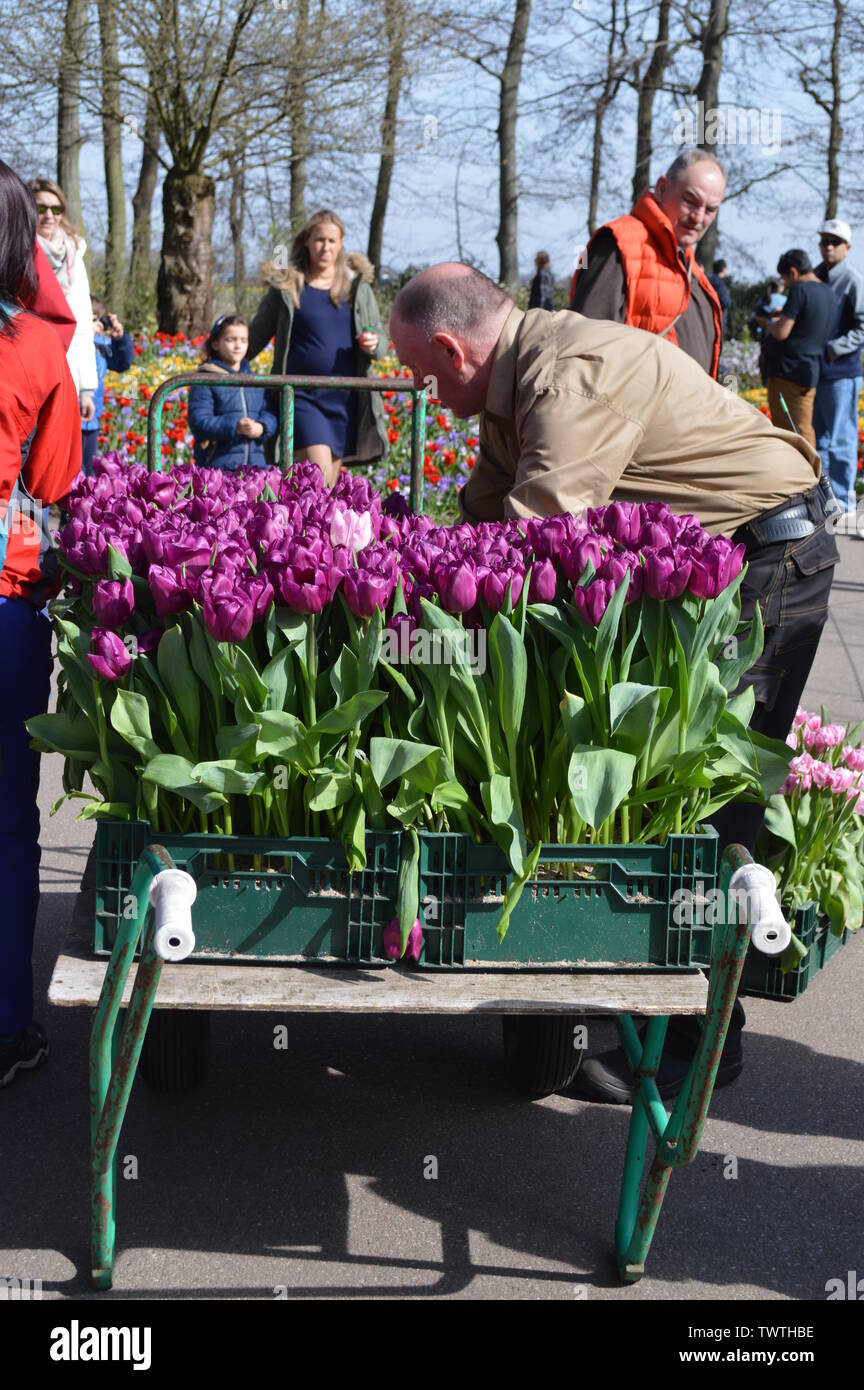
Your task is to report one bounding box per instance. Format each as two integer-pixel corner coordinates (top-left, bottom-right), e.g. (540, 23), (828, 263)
(188, 357), (278, 469)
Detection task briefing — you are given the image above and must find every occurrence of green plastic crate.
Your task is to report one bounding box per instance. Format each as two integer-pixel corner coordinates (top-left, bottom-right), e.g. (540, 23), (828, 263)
(739, 902), (852, 1000)
(415, 829), (718, 969)
(93, 820), (401, 964)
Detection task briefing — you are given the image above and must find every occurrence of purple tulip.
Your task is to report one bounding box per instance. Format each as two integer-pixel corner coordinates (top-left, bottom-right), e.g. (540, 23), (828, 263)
(383, 916), (423, 962)
(572, 578), (617, 626)
(275, 544), (330, 614)
(688, 539), (745, 599)
(162, 536), (214, 579)
(561, 534), (605, 585)
(149, 564), (192, 618)
(136, 627), (163, 655)
(87, 627), (133, 681)
(242, 571), (275, 622)
(528, 558), (557, 603)
(93, 577), (134, 629)
(202, 591), (255, 643)
(433, 558), (478, 614)
(603, 501), (642, 547)
(642, 547), (692, 601)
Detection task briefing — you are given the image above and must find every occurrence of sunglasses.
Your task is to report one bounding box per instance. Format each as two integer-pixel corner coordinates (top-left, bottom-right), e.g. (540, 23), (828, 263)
(819, 236), (843, 247)
(36, 204), (63, 217)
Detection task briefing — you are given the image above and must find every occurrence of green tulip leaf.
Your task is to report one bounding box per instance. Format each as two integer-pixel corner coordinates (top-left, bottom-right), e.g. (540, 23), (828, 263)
(567, 746), (637, 830)
(109, 689), (160, 761)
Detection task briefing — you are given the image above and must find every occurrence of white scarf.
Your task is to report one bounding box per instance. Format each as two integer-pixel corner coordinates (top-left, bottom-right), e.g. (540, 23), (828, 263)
(37, 227), (78, 293)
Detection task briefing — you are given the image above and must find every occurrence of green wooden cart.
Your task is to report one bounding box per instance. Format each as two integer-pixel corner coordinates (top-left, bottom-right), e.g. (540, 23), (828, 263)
(47, 373), (775, 1292)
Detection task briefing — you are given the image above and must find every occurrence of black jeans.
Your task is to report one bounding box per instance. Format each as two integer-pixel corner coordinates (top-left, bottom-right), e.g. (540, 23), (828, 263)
(710, 519), (839, 854)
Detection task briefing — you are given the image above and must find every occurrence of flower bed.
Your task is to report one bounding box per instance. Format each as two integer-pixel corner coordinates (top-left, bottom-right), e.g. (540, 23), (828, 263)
(30, 456), (793, 954)
(757, 707), (864, 950)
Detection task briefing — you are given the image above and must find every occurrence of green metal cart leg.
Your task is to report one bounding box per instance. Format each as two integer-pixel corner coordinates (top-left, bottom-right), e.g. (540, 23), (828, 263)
(613, 844), (755, 1283)
(89, 845), (178, 1290)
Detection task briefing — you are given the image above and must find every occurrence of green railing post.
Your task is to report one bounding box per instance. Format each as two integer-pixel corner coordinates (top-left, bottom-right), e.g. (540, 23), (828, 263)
(89, 844), (178, 1290)
(410, 388), (427, 515)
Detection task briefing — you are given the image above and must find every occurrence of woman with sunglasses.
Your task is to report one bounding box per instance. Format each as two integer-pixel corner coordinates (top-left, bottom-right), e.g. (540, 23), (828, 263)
(29, 178), (97, 433)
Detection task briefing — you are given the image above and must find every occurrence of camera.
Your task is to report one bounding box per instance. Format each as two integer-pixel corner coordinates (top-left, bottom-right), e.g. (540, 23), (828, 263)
(98, 313), (113, 331)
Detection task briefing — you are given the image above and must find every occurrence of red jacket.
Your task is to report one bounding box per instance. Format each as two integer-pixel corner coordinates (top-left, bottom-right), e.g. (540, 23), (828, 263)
(0, 310), (81, 601)
(572, 192), (723, 377)
(21, 242), (77, 352)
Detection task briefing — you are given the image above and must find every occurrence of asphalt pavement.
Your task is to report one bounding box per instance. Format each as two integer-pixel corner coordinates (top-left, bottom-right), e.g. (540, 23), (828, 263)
(2, 537), (863, 1302)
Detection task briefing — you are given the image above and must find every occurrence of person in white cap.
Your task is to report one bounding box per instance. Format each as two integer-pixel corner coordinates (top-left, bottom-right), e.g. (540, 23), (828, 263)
(814, 219), (864, 513)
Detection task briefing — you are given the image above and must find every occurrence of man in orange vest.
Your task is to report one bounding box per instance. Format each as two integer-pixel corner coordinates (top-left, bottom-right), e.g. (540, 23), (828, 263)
(570, 148), (726, 378)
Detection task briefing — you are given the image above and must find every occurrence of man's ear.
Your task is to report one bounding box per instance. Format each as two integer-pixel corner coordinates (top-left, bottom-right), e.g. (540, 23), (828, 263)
(433, 331), (465, 372)
(654, 175), (667, 199)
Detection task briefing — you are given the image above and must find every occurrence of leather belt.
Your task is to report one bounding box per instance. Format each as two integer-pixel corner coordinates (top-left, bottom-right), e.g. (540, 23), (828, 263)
(734, 480), (838, 548)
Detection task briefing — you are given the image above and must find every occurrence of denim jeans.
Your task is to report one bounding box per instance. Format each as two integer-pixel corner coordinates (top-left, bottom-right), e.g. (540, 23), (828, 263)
(814, 376), (863, 510)
(0, 598), (52, 1033)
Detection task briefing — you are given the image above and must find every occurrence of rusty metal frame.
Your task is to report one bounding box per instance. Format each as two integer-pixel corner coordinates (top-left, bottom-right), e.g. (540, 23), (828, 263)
(145, 373), (428, 513)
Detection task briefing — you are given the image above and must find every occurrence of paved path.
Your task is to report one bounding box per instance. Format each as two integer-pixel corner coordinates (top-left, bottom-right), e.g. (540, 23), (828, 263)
(2, 540), (862, 1301)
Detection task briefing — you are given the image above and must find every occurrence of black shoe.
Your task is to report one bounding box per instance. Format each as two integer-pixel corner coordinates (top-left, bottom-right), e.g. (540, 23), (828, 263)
(0, 1023), (49, 1087)
(572, 1008), (744, 1106)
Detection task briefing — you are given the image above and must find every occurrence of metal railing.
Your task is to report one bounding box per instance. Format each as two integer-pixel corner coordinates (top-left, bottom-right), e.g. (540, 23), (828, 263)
(145, 373), (429, 513)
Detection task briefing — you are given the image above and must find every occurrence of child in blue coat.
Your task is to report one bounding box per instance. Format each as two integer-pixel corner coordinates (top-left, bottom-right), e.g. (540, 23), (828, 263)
(188, 315), (277, 469)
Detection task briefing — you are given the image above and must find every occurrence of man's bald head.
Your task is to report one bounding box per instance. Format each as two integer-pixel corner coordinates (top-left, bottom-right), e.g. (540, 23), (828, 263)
(390, 264), (515, 418)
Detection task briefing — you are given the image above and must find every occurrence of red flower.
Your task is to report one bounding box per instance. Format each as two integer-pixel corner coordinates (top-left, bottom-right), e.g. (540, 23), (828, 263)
(467, 454), (476, 469)
(386, 478), (399, 491)
(435, 413), (448, 429)
(442, 448), (455, 466)
(387, 427), (400, 443)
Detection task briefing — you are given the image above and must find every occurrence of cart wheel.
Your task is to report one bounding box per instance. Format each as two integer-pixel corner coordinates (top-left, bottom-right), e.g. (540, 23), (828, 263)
(501, 1014), (585, 1099)
(138, 1010), (211, 1094)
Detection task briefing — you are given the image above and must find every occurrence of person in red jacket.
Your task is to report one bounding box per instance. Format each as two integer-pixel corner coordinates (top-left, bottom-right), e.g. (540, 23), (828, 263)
(22, 241), (77, 353)
(0, 161), (81, 1086)
(570, 148), (726, 378)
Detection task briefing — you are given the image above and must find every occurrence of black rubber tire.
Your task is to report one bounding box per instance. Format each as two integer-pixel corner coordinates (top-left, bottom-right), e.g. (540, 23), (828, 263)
(138, 1010), (211, 1094)
(501, 1014), (585, 1098)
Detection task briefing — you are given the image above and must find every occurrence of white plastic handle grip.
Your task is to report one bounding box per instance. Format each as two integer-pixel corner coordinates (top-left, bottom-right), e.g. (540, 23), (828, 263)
(728, 862), (792, 956)
(148, 869), (197, 961)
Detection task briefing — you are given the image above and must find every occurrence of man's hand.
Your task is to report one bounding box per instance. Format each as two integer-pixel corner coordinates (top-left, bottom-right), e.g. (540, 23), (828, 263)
(106, 312), (124, 338)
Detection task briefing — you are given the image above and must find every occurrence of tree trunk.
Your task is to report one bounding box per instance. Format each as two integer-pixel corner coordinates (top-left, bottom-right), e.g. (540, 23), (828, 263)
(632, 0), (672, 202)
(825, 0), (845, 218)
(96, 0), (126, 316)
(695, 0), (728, 269)
(496, 0), (532, 291)
(156, 169), (216, 336)
(229, 152), (247, 314)
(57, 0), (89, 231)
(289, 0), (309, 233)
(587, 0), (623, 235)
(367, 0), (407, 282)
(128, 81), (162, 328)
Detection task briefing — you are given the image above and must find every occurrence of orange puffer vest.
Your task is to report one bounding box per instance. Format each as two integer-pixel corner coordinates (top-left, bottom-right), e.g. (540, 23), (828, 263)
(577, 191), (723, 378)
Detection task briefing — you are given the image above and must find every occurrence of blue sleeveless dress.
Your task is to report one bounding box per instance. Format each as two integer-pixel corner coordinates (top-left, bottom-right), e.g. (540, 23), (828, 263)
(284, 285), (358, 457)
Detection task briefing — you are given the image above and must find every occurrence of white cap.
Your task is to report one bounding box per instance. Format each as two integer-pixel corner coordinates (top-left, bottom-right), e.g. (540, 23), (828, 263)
(820, 218), (852, 245)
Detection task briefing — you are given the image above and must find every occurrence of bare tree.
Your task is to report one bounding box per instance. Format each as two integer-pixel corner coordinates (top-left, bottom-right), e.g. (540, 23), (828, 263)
(96, 0), (127, 315)
(128, 76), (163, 328)
(367, 0), (408, 281)
(694, 0), (729, 267)
(496, 0), (532, 290)
(57, 0), (89, 229)
(631, 0), (674, 200)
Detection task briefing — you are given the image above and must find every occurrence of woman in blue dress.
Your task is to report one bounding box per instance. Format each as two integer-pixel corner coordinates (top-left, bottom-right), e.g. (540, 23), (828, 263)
(248, 209), (388, 488)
